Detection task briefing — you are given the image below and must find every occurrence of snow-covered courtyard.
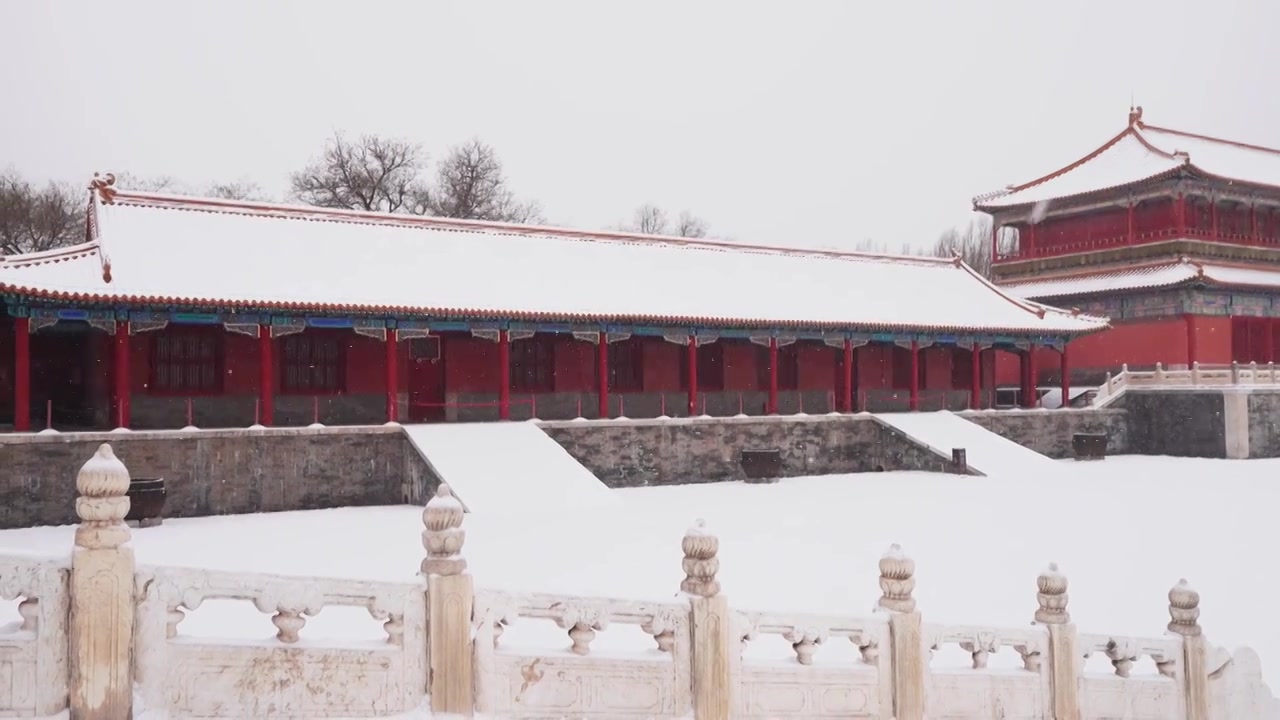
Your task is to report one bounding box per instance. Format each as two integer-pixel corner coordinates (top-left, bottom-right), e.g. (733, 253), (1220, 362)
(1, 454), (1274, 685)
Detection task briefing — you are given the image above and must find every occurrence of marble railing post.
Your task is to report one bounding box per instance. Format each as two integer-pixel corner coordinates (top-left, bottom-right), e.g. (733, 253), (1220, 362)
(1168, 580), (1209, 720)
(878, 544), (924, 720)
(70, 444), (135, 719)
(421, 484), (473, 716)
(1034, 563), (1079, 719)
(683, 519), (730, 720)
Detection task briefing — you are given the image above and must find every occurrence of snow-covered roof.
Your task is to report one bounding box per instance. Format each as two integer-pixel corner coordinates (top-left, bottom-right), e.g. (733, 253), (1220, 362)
(1001, 257), (1280, 299)
(0, 186), (1108, 336)
(975, 108), (1280, 210)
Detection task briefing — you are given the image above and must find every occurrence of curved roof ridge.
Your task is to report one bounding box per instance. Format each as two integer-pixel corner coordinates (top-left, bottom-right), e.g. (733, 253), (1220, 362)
(0, 240), (100, 266)
(1137, 121), (1280, 157)
(110, 189), (952, 267)
(971, 126), (1138, 206)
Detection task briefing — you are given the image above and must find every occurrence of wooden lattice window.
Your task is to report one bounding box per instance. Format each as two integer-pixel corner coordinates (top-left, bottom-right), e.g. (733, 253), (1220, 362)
(281, 331), (345, 394)
(511, 336), (555, 393)
(608, 339), (643, 392)
(150, 327), (223, 395)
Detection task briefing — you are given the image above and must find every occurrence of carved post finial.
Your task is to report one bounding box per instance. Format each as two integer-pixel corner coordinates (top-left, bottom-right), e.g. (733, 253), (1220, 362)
(1167, 579), (1201, 636)
(89, 172), (118, 204)
(680, 518), (720, 598)
(1035, 562), (1070, 624)
(878, 543), (916, 613)
(421, 484), (466, 576)
(74, 443), (132, 549)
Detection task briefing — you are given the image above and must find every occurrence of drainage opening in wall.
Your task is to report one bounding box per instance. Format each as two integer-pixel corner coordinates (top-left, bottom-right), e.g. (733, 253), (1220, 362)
(873, 465), (885, 472)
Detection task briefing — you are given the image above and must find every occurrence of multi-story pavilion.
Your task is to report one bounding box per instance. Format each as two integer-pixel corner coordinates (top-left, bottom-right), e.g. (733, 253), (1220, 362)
(978, 107), (1280, 389)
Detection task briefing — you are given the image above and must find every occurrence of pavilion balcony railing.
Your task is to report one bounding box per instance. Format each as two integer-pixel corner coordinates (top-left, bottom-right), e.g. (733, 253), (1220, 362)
(995, 227), (1280, 263)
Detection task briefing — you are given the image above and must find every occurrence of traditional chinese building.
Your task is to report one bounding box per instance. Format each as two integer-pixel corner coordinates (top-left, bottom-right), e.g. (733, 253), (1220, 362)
(978, 107), (1280, 389)
(0, 176), (1106, 432)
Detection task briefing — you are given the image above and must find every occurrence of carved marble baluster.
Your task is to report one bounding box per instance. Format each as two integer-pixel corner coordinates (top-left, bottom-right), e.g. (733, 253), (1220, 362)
(567, 622), (596, 655)
(960, 639), (989, 669)
(785, 628), (824, 666)
(1155, 653), (1177, 679)
(17, 597), (37, 631)
(492, 618), (506, 648)
(1015, 643), (1042, 672)
(855, 635), (879, 665)
(384, 615), (405, 646)
(554, 605), (607, 657)
(273, 609), (306, 643)
(165, 607), (186, 639)
(254, 584), (324, 644)
(1105, 639), (1136, 678)
(367, 604), (405, 646)
(641, 614), (676, 653)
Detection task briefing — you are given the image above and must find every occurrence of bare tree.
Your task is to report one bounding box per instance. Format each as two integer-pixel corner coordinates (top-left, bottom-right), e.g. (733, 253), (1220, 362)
(427, 139), (543, 223)
(926, 216), (1015, 278)
(624, 205), (711, 237)
(290, 133), (428, 213)
(207, 180), (268, 201)
(111, 172), (182, 193)
(674, 210), (708, 238)
(631, 204), (669, 234)
(0, 171), (85, 255)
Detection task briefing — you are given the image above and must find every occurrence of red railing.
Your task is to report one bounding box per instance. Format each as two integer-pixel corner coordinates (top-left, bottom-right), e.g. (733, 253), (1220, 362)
(995, 227), (1280, 263)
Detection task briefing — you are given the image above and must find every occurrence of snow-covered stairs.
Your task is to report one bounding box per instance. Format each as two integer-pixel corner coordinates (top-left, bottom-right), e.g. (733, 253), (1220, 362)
(401, 422), (620, 515)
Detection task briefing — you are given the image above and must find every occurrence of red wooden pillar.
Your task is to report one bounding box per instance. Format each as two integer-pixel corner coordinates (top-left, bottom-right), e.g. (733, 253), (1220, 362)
(498, 330), (511, 420)
(1251, 203), (1259, 244)
(597, 332), (609, 419)
(1185, 314), (1197, 366)
(1126, 201), (1135, 244)
(1059, 344), (1070, 410)
(970, 346), (981, 410)
(1210, 199), (1218, 241)
(686, 335), (698, 417)
(908, 341), (920, 411)
(258, 325), (274, 426)
(841, 339), (854, 413)
(767, 338), (779, 415)
(384, 330), (399, 423)
(1018, 351), (1030, 406)
(1021, 347), (1038, 408)
(1027, 223), (1037, 258)
(113, 322), (131, 429)
(1176, 193), (1187, 236)
(12, 317), (30, 432)
(990, 223), (999, 262)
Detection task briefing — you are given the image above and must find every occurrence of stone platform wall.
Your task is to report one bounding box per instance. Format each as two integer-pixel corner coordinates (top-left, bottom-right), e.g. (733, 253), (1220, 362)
(0, 426), (436, 530)
(959, 408), (1131, 458)
(541, 414), (969, 488)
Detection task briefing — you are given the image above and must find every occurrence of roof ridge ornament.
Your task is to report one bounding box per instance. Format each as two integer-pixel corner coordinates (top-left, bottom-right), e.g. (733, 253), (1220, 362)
(1128, 105), (1143, 126)
(90, 173), (117, 204)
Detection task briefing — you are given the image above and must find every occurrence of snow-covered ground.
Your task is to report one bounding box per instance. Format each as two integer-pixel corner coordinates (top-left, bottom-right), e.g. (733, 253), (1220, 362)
(1, 455), (1274, 685)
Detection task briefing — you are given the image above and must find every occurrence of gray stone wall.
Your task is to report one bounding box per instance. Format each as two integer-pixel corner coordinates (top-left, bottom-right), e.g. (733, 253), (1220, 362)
(959, 409), (1131, 459)
(539, 415), (954, 488)
(130, 394), (388, 430)
(0, 426), (435, 530)
(1247, 391), (1280, 458)
(1115, 390), (1226, 458)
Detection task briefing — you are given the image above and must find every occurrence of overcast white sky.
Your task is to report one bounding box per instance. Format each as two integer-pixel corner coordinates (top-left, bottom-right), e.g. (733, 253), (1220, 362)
(3, 0), (1278, 250)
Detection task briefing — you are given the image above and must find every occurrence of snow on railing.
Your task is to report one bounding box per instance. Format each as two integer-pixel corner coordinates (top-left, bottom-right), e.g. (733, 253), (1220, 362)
(8, 447), (1280, 718)
(1093, 360), (1280, 407)
(0, 556), (69, 718)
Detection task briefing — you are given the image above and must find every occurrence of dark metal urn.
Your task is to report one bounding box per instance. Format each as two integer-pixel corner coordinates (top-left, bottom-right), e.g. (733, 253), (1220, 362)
(1072, 433), (1108, 461)
(740, 449), (783, 484)
(125, 477), (167, 527)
